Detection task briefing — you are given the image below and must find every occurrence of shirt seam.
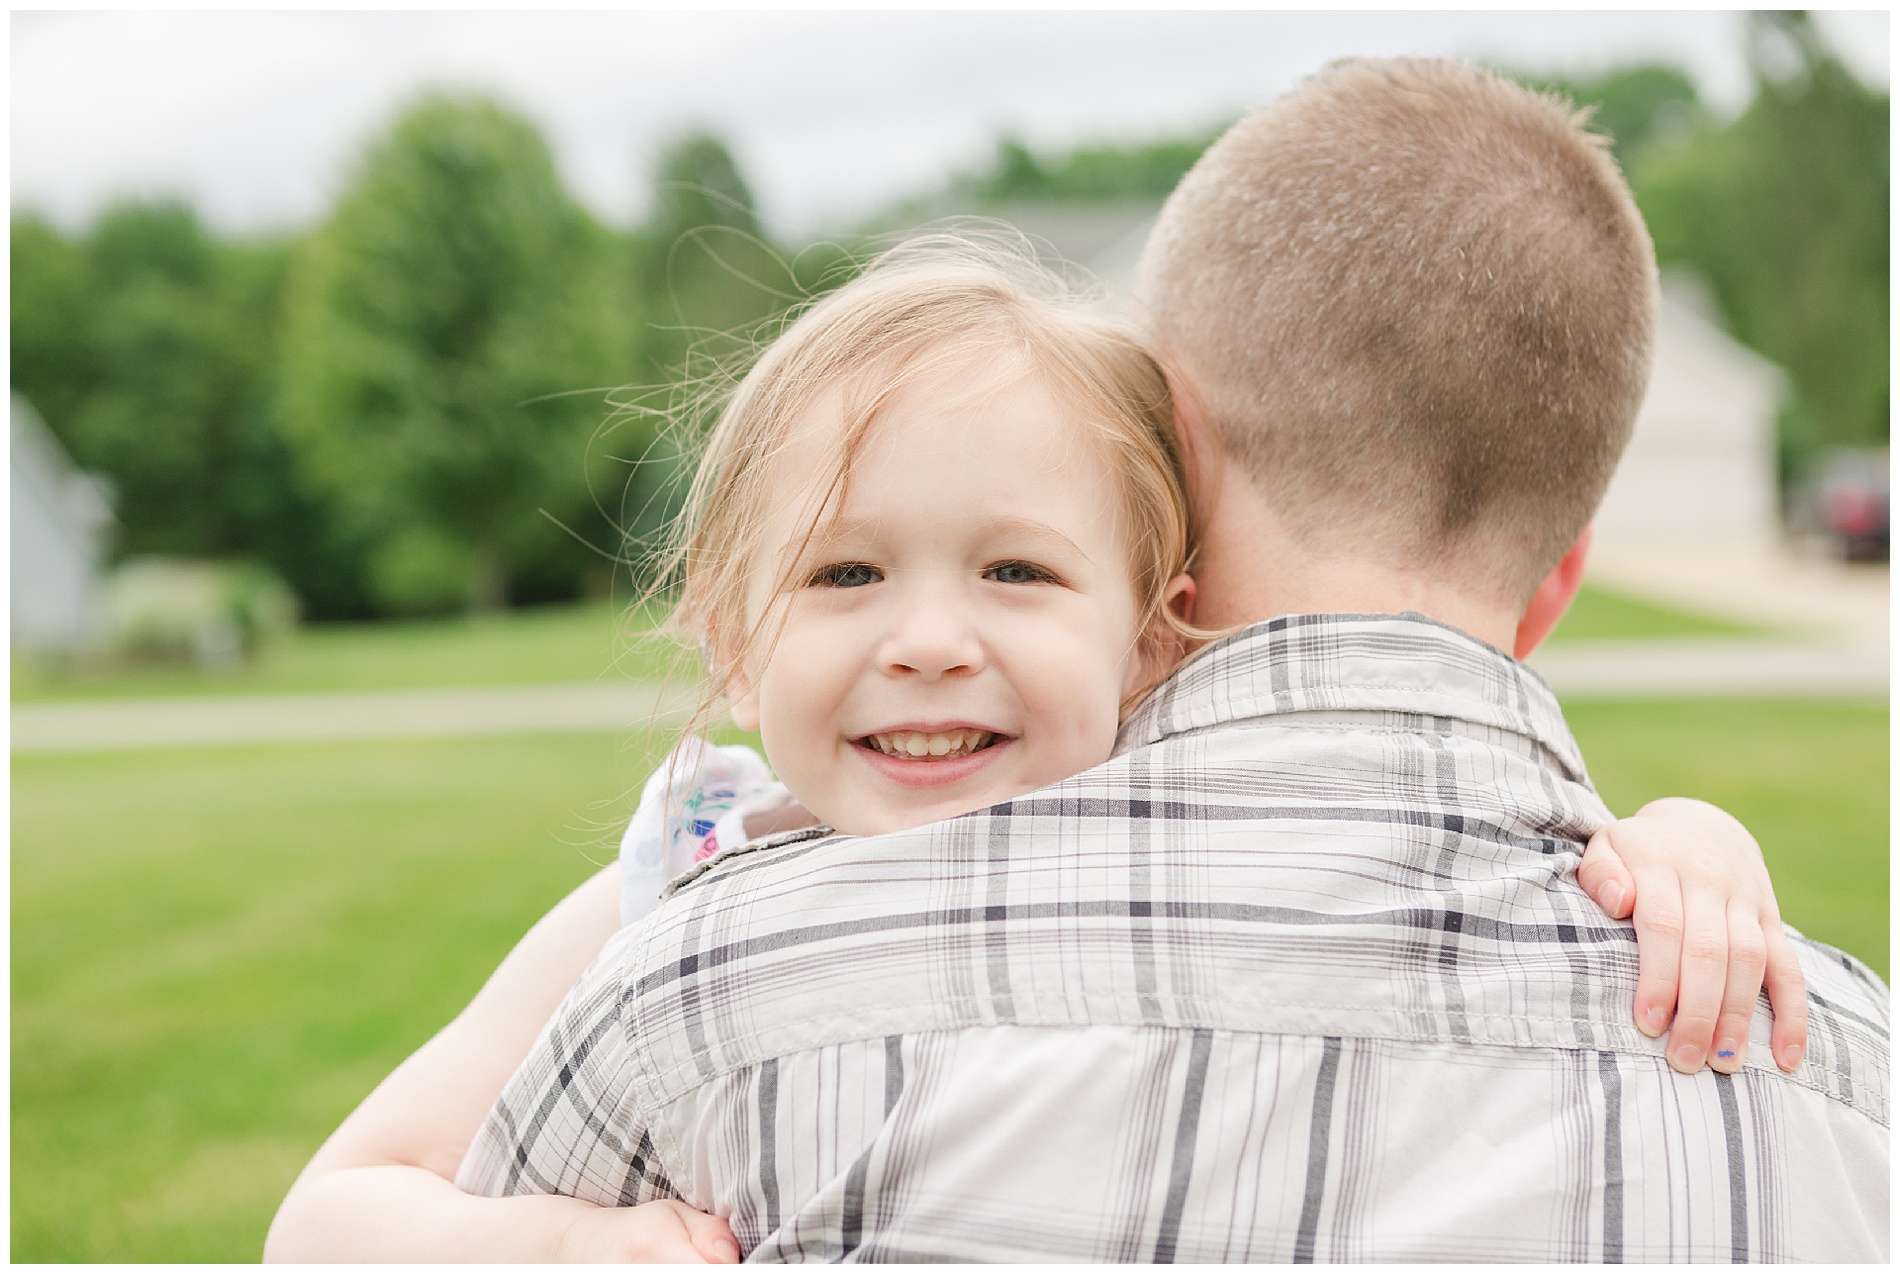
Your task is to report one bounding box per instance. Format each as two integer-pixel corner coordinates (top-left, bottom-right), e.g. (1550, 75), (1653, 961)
(621, 917), (697, 1194)
(638, 1000), (1885, 1127)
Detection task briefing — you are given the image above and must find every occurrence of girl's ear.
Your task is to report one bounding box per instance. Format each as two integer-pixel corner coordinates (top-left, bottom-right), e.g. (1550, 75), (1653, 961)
(1127, 573), (1198, 694)
(724, 658), (761, 732)
(708, 624), (762, 731)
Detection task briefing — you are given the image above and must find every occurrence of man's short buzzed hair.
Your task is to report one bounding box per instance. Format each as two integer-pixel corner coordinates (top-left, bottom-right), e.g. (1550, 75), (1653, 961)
(1139, 58), (1660, 602)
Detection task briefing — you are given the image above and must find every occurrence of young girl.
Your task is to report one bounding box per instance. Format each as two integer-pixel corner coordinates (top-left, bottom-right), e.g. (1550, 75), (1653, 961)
(617, 238), (1200, 926)
(266, 238), (1804, 1263)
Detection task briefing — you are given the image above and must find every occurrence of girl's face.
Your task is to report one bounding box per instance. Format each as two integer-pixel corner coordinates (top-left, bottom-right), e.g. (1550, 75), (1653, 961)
(726, 350), (1188, 837)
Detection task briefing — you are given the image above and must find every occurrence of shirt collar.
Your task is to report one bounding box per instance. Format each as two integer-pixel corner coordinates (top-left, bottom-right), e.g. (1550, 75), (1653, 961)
(1117, 613), (1589, 784)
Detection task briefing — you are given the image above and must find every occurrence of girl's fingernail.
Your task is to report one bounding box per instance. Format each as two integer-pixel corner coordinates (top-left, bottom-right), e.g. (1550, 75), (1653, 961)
(1777, 1043), (1804, 1072)
(1671, 1043), (1704, 1072)
(1714, 1038), (1742, 1067)
(1641, 1005), (1668, 1036)
(1596, 881), (1625, 914)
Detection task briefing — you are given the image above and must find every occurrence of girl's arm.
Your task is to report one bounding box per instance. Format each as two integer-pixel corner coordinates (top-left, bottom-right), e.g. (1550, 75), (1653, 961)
(262, 866), (738, 1263)
(1578, 798), (1809, 1077)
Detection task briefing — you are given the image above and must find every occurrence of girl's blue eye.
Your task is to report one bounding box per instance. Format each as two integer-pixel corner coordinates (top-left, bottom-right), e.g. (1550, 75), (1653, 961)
(812, 562), (881, 588)
(985, 561), (1055, 585)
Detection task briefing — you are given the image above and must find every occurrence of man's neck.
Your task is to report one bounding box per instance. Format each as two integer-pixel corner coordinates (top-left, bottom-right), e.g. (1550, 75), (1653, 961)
(1192, 474), (1523, 654)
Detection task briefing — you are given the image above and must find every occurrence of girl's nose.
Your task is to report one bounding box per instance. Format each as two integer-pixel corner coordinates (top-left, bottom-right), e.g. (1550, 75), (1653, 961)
(878, 590), (985, 681)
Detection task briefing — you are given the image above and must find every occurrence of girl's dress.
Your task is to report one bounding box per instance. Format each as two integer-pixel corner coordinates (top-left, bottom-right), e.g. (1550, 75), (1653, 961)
(618, 736), (794, 927)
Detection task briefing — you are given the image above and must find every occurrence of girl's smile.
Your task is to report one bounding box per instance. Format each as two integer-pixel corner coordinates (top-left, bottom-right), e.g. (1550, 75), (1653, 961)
(851, 724), (1014, 789)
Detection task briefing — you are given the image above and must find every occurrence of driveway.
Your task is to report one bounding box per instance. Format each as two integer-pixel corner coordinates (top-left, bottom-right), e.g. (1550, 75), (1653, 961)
(12, 680), (699, 754)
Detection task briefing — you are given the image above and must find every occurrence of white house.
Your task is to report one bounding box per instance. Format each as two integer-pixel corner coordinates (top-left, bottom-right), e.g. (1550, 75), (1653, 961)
(1591, 271), (1785, 549)
(12, 395), (116, 651)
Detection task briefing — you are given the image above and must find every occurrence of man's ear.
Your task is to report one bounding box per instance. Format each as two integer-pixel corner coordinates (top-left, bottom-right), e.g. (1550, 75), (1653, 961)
(1165, 572), (1198, 626)
(1161, 361), (1221, 507)
(1513, 526), (1592, 660)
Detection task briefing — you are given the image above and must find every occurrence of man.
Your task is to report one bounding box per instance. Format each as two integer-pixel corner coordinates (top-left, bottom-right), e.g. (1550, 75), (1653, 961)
(268, 59), (1887, 1262)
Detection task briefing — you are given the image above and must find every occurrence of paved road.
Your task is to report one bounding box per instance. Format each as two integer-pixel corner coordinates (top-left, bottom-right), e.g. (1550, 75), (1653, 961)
(1528, 636), (1889, 700)
(11, 680), (700, 754)
(11, 638), (1886, 756)
(1586, 540), (1888, 648)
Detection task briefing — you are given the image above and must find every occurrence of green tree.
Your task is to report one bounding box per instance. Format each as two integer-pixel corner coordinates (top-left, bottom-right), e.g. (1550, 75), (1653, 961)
(636, 132), (789, 380)
(611, 133), (818, 574)
(281, 94), (627, 614)
(9, 205), (369, 615)
(1627, 14), (1887, 476)
(967, 128), (1229, 204)
(10, 214), (93, 434)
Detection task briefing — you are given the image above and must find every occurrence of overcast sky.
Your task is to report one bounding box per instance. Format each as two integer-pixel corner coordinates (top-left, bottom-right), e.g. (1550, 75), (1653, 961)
(11, 10), (1891, 240)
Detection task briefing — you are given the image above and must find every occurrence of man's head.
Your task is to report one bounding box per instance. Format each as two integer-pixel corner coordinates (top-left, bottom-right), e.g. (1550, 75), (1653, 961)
(1140, 58), (1659, 609)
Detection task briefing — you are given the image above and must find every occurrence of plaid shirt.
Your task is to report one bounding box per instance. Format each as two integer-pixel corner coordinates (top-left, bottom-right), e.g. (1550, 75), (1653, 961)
(459, 615), (1890, 1262)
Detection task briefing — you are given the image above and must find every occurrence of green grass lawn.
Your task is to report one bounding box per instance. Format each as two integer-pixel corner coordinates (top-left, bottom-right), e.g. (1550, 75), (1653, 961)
(1544, 581), (1766, 643)
(10, 599), (684, 702)
(12, 730), (666, 1262)
(1567, 698), (1889, 980)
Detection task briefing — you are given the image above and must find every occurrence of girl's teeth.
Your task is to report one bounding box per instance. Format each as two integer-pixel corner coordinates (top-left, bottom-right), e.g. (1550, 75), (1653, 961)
(871, 729), (992, 759)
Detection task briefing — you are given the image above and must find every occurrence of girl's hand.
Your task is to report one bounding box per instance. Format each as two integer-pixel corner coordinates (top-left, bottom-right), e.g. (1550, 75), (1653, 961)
(557, 1198), (740, 1264)
(1578, 798), (1807, 1077)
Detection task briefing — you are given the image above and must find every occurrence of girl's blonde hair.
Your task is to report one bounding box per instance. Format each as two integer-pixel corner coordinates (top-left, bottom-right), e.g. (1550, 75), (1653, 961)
(650, 234), (1197, 720)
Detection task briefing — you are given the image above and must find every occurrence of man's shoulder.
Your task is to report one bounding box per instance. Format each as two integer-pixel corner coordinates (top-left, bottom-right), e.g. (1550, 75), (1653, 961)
(1793, 927), (1890, 1005)
(631, 801), (1613, 1113)
(1787, 928), (1891, 1124)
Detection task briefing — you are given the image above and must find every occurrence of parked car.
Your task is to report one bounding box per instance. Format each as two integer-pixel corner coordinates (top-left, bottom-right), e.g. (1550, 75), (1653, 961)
(1791, 447), (1889, 563)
